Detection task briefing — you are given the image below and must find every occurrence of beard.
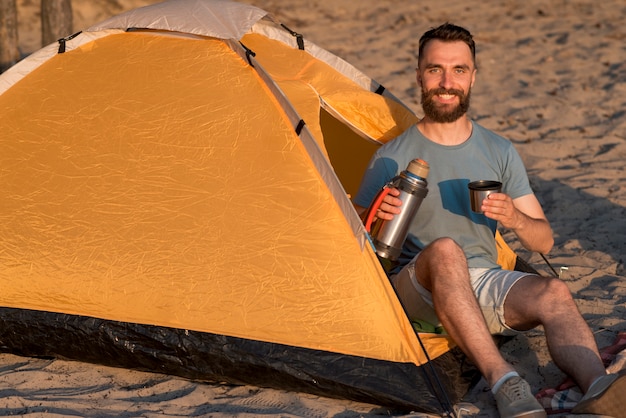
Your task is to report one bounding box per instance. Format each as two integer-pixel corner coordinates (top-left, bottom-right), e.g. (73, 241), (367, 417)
(421, 87), (471, 123)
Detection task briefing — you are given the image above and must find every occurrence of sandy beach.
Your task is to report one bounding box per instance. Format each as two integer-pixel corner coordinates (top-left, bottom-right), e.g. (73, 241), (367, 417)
(3, 0), (625, 416)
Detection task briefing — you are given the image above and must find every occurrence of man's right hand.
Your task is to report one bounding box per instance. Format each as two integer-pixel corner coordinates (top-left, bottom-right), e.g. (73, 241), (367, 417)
(353, 187), (404, 224)
(373, 187), (403, 220)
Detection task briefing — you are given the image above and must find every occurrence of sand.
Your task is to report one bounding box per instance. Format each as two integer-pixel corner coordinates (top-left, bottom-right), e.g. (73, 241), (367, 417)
(3, 0), (625, 416)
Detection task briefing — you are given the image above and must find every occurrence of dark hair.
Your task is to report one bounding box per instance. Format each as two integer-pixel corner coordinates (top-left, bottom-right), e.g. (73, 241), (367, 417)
(418, 23), (476, 65)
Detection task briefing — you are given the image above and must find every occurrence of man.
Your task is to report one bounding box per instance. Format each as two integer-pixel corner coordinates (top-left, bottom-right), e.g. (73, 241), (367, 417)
(352, 23), (625, 418)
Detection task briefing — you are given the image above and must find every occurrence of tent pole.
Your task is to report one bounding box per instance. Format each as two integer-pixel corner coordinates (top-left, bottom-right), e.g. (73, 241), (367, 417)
(413, 331), (459, 417)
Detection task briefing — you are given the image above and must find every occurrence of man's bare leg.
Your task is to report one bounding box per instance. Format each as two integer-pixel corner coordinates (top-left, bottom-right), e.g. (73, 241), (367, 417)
(503, 275), (606, 392)
(393, 237), (549, 417)
(412, 237), (514, 386)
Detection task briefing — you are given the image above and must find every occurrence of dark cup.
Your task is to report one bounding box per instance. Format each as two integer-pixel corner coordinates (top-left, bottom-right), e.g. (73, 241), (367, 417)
(468, 180), (502, 213)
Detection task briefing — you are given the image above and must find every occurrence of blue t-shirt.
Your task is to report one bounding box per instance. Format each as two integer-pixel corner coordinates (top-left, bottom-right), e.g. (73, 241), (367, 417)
(353, 121), (533, 270)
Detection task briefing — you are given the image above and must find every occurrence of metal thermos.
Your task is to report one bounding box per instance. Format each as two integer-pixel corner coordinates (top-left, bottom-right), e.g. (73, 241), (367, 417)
(370, 158), (429, 262)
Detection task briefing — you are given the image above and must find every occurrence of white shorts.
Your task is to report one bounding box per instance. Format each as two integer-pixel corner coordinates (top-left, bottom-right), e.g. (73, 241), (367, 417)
(391, 255), (531, 336)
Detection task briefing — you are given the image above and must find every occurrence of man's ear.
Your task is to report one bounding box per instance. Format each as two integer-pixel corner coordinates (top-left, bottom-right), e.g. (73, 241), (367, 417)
(416, 68), (422, 87)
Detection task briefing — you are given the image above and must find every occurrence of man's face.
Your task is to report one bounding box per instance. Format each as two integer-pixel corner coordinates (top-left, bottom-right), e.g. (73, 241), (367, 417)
(417, 39), (476, 123)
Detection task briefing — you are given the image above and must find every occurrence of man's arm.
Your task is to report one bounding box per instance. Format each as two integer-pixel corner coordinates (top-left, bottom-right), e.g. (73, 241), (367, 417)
(482, 193), (553, 254)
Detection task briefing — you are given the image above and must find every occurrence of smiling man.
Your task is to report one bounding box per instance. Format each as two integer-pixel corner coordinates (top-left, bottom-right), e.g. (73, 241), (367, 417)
(352, 23), (624, 418)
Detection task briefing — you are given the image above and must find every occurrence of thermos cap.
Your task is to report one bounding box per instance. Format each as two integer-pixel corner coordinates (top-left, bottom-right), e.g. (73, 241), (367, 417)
(407, 158), (429, 179)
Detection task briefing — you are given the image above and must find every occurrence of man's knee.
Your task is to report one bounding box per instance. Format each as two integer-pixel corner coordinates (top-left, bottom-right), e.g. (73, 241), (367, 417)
(428, 237), (463, 254)
(506, 275), (577, 327)
(515, 275), (573, 303)
(416, 237), (470, 290)
(425, 237), (466, 262)
(541, 276), (576, 304)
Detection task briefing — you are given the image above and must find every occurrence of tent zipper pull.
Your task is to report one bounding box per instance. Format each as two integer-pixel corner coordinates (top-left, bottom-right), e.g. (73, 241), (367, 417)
(280, 24), (304, 50)
(57, 31), (82, 54)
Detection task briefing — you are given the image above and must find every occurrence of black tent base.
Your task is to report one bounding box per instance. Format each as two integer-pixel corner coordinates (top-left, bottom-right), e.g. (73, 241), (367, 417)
(0, 307), (479, 414)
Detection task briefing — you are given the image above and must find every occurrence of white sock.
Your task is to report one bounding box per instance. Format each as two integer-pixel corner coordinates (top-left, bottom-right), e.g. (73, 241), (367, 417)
(586, 372), (611, 396)
(491, 371), (520, 395)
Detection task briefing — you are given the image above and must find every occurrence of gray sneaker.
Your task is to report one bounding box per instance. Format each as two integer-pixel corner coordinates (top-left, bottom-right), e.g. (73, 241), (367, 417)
(572, 370), (626, 418)
(494, 376), (547, 418)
